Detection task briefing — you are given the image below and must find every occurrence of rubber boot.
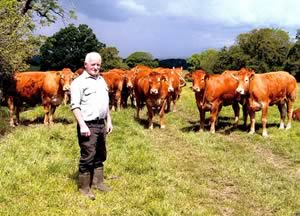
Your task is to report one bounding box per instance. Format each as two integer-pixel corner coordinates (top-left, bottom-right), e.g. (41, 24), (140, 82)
(92, 167), (111, 192)
(78, 172), (96, 200)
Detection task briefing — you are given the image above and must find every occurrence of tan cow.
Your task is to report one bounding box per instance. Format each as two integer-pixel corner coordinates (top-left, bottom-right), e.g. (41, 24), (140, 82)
(234, 68), (297, 137)
(6, 68), (73, 126)
(134, 71), (169, 129)
(191, 70), (246, 133)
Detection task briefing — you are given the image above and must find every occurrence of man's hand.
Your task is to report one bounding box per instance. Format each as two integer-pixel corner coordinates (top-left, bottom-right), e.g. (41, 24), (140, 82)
(106, 120), (113, 134)
(80, 124), (91, 137)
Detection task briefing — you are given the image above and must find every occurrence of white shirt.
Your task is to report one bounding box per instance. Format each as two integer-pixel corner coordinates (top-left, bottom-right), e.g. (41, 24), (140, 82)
(70, 71), (109, 121)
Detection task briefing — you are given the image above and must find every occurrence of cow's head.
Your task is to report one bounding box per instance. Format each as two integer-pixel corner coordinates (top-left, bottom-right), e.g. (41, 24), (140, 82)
(191, 70), (208, 93)
(234, 68), (255, 95)
(59, 68), (73, 91)
(148, 72), (167, 95)
(125, 70), (137, 89)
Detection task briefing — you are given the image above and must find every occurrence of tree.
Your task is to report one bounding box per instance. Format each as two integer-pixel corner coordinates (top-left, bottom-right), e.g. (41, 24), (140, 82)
(158, 59), (187, 69)
(18, 0), (75, 27)
(186, 53), (202, 71)
(0, 1), (39, 90)
(284, 40), (300, 81)
(40, 24), (105, 71)
(236, 28), (291, 72)
(212, 47), (232, 73)
(125, 52), (158, 68)
(0, 0), (74, 91)
(100, 47), (128, 72)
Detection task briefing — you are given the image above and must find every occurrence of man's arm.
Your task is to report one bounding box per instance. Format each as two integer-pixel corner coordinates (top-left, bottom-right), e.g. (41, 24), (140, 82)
(106, 111), (113, 134)
(72, 108), (91, 137)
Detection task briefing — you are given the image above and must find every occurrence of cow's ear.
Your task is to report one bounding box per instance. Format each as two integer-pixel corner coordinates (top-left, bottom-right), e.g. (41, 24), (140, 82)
(249, 70), (255, 80)
(161, 75), (168, 81)
(204, 74), (209, 80)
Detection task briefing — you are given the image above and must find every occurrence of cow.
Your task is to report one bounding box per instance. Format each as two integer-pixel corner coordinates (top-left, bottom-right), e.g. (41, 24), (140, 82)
(292, 107), (300, 121)
(123, 69), (138, 107)
(134, 71), (169, 129)
(191, 69), (246, 133)
(233, 68), (297, 137)
(100, 69), (126, 111)
(6, 68), (73, 126)
(153, 67), (186, 112)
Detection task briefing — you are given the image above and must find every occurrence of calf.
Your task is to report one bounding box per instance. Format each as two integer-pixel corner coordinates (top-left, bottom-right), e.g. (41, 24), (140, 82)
(234, 68), (297, 137)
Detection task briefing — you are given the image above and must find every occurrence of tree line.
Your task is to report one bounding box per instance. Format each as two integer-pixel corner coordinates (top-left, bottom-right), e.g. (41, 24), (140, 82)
(1, 0), (300, 96)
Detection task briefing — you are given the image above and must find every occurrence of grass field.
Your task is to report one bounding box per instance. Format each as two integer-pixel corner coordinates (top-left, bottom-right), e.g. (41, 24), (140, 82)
(0, 83), (300, 216)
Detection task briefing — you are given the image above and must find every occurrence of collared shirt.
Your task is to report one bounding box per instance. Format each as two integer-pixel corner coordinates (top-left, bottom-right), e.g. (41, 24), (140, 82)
(70, 70), (109, 121)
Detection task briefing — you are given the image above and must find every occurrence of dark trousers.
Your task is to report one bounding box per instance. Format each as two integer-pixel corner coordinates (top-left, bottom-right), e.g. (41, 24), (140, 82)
(77, 121), (107, 173)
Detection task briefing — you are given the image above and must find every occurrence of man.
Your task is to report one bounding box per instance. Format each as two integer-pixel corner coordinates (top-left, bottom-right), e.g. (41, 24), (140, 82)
(70, 52), (113, 200)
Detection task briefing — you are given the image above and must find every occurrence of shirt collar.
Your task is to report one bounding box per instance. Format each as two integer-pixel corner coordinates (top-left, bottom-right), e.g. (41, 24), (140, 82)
(82, 70), (101, 80)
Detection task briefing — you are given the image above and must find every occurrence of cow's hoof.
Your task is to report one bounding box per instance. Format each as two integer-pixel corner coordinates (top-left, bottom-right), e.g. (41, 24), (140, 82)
(160, 125), (165, 129)
(262, 133), (268, 137)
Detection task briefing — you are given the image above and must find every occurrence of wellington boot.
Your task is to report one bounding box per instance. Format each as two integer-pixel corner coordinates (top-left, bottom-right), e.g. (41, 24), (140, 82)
(92, 167), (111, 192)
(78, 172), (96, 200)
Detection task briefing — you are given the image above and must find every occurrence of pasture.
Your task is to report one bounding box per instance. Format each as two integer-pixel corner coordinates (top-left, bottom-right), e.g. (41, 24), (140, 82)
(0, 82), (300, 215)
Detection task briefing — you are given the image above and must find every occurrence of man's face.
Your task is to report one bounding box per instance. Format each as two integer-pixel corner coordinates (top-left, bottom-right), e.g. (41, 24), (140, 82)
(85, 57), (101, 77)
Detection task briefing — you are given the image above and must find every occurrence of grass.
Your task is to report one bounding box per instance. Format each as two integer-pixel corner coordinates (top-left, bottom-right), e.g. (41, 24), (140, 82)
(0, 83), (300, 215)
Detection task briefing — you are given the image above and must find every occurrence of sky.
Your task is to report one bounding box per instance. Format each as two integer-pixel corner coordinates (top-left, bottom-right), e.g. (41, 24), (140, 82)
(35, 0), (300, 59)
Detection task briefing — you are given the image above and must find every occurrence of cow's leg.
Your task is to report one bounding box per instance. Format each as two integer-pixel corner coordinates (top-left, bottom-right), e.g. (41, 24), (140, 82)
(7, 97), (15, 127)
(165, 96), (171, 113)
(159, 100), (167, 129)
(49, 105), (57, 125)
(248, 108), (256, 135)
(15, 106), (21, 126)
(242, 103), (248, 129)
(116, 91), (122, 111)
(232, 102), (240, 127)
(286, 99), (294, 130)
(130, 91), (136, 107)
(63, 91), (69, 105)
(261, 104), (269, 137)
(277, 103), (287, 129)
(210, 106), (219, 133)
(172, 93), (178, 112)
(135, 97), (141, 119)
(199, 110), (205, 132)
(43, 104), (50, 125)
(146, 105), (154, 129)
(110, 93), (115, 111)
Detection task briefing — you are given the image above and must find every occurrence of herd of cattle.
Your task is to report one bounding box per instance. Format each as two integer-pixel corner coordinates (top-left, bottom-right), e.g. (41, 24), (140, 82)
(3, 65), (300, 137)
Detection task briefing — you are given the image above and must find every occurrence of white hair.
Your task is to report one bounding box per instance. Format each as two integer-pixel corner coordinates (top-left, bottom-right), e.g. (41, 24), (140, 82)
(84, 52), (102, 63)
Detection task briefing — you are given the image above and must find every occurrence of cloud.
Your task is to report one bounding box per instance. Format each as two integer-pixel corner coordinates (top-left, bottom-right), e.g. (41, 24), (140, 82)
(36, 0), (300, 59)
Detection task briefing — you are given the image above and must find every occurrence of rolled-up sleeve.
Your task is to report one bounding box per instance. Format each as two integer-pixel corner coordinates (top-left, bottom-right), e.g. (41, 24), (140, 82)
(70, 80), (81, 111)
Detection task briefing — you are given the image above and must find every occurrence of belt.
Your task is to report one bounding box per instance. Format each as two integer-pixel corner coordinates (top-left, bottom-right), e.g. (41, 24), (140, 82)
(85, 118), (105, 124)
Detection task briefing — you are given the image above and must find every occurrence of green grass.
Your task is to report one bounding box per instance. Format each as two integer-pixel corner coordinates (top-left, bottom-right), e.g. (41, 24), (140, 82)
(0, 83), (300, 215)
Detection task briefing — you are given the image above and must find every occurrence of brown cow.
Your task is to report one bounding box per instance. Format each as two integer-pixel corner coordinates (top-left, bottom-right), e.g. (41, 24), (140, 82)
(7, 68), (73, 126)
(134, 71), (169, 129)
(100, 69), (126, 111)
(234, 68), (297, 137)
(292, 107), (300, 121)
(153, 67), (186, 112)
(191, 70), (246, 133)
(122, 69), (137, 107)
